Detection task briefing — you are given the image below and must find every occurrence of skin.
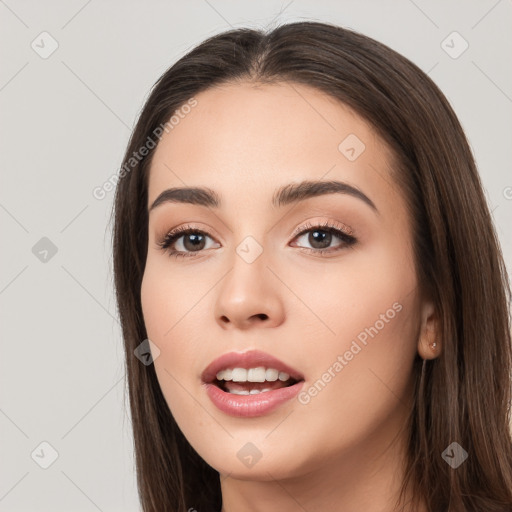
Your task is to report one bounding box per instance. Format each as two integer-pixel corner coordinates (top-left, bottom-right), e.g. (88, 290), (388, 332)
(141, 81), (440, 512)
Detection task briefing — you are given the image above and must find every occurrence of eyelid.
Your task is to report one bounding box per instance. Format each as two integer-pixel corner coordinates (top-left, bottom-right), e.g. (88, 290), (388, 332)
(157, 223), (219, 247)
(290, 218), (355, 239)
(159, 220), (217, 237)
(157, 217), (356, 261)
(159, 218), (354, 244)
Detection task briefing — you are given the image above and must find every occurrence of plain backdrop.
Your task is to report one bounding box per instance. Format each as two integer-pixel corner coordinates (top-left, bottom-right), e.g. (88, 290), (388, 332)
(1, 1), (511, 511)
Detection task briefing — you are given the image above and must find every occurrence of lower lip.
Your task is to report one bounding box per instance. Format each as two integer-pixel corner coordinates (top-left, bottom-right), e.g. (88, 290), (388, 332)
(203, 381), (305, 418)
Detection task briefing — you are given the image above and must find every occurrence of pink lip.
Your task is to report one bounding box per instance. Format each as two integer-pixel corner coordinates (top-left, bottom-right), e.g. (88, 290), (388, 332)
(201, 349), (305, 418)
(201, 349), (304, 384)
(203, 381), (304, 418)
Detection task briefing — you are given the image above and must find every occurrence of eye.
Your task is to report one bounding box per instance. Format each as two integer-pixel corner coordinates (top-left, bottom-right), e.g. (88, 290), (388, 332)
(157, 220), (357, 259)
(157, 224), (219, 259)
(290, 220), (357, 256)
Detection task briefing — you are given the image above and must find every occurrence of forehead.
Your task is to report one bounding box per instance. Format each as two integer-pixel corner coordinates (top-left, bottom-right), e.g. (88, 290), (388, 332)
(147, 81), (395, 212)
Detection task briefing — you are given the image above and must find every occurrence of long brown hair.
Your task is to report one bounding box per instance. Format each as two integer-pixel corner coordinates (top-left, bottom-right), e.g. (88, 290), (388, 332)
(112, 21), (512, 511)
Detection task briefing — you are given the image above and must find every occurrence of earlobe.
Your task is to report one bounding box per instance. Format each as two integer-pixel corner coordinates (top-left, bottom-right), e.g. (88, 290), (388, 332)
(417, 300), (442, 360)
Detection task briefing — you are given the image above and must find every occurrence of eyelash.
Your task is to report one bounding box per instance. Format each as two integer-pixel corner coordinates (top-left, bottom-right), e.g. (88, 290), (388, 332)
(157, 220), (357, 260)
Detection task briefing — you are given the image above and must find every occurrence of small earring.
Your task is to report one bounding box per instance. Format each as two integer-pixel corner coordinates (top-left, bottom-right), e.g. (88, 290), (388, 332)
(430, 341), (438, 350)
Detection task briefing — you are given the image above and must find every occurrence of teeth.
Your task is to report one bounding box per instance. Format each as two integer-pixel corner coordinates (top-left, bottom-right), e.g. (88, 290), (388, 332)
(230, 389), (250, 395)
(232, 368), (247, 382)
(265, 368), (279, 381)
(215, 367), (293, 383)
(247, 367), (266, 382)
(229, 388), (272, 395)
(220, 369), (233, 380)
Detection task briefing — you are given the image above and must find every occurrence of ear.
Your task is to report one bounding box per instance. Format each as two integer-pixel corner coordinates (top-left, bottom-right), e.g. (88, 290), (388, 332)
(417, 299), (441, 360)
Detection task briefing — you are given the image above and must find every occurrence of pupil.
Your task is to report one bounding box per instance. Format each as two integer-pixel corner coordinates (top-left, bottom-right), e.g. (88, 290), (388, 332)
(184, 233), (205, 251)
(310, 230), (331, 249)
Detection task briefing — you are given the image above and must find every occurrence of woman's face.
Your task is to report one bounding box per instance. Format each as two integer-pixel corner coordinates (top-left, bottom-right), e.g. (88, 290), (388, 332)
(141, 81), (429, 481)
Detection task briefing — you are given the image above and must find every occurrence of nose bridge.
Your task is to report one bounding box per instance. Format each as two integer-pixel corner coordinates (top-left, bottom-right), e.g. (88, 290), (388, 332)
(214, 233), (284, 328)
(223, 205), (273, 268)
(235, 232), (267, 265)
(224, 235), (270, 300)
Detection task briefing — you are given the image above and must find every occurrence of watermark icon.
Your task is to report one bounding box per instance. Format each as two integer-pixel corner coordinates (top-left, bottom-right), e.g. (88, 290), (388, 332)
(338, 133), (366, 161)
(134, 338), (161, 365)
(92, 97), (198, 200)
(441, 31), (469, 60)
(237, 442), (262, 468)
(441, 442), (468, 468)
(31, 31), (59, 59)
(31, 441), (59, 469)
(503, 186), (512, 200)
(236, 235), (264, 264)
(298, 301), (403, 405)
(32, 237), (58, 263)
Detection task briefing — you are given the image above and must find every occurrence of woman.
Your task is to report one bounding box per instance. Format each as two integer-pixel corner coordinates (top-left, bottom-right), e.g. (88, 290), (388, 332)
(112, 21), (512, 511)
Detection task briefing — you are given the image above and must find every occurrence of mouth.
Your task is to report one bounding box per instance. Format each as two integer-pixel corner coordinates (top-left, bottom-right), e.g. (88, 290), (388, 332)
(213, 370), (302, 395)
(201, 349), (305, 417)
(202, 350), (305, 396)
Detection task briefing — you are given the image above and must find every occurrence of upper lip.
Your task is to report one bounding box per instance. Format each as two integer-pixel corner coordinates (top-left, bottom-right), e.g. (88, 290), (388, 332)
(201, 349), (304, 383)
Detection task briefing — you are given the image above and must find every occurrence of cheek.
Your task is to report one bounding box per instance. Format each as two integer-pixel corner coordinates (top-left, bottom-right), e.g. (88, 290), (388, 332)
(289, 236), (418, 370)
(293, 307), (417, 466)
(140, 259), (208, 419)
(140, 264), (169, 341)
(141, 255), (203, 341)
(286, 242), (419, 436)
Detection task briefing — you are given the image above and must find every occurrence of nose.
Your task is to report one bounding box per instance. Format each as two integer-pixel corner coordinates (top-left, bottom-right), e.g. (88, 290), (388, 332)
(214, 250), (285, 331)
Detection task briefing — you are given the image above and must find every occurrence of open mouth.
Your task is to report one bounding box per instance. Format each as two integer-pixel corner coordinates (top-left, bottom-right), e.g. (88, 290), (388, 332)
(210, 367), (303, 395)
(202, 355), (306, 416)
(213, 375), (302, 395)
(201, 350), (305, 400)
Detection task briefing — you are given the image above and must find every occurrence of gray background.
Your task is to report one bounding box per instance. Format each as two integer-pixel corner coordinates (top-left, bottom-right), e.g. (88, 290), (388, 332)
(1, 1), (511, 511)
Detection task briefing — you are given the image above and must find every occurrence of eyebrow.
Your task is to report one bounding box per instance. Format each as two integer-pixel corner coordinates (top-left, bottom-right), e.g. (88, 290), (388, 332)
(148, 179), (378, 214)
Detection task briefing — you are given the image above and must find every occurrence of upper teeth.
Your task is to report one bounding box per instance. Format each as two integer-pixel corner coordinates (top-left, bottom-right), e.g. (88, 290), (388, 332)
(216, 367), (290, 382)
